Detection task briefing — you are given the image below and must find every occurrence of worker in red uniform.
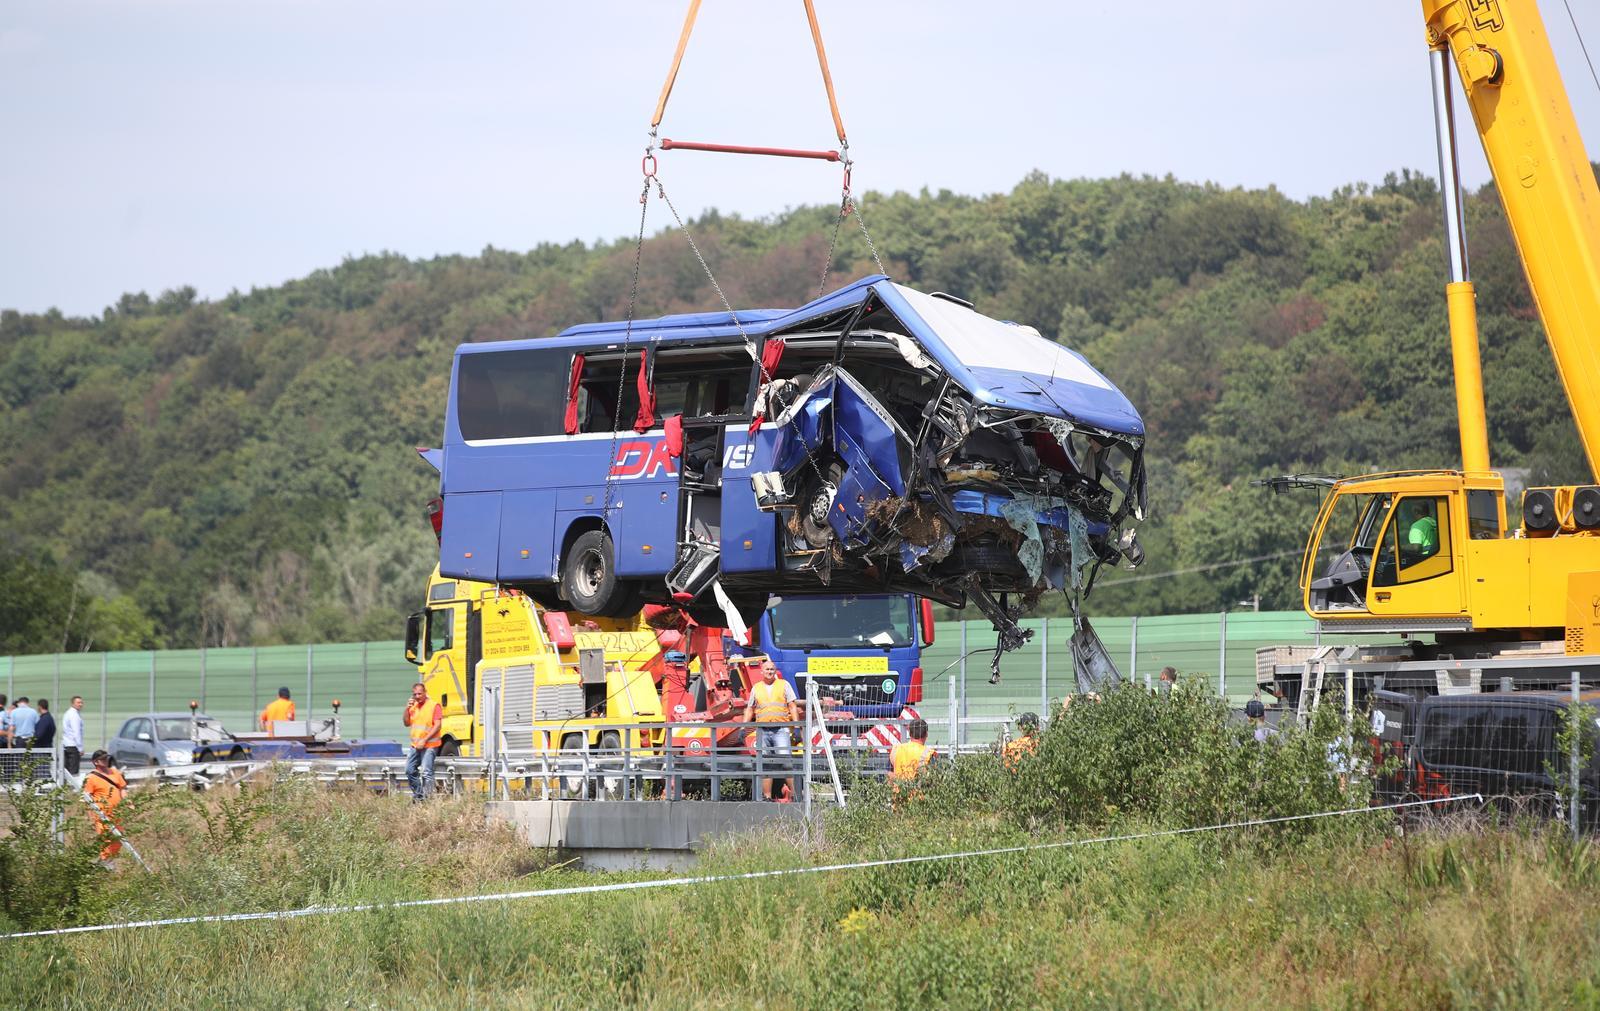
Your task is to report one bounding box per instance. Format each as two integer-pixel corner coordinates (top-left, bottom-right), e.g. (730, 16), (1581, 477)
(403, 681), (443, 801)
(83, 749), (127, 865)
(888, 717), (935, 802)
(258, 686), (295, 735)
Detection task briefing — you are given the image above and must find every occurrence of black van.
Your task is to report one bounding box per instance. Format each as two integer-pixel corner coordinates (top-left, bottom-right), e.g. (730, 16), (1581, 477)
(1382, 690), (1600, 828)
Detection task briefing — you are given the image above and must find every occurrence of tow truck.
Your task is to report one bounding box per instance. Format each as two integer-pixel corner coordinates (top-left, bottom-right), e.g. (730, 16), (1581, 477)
(1262, 0), (1600, 712)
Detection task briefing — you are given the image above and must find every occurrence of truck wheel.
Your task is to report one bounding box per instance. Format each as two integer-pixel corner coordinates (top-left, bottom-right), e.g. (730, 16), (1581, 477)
(598, 731), (624, 798)
(562, 530), (632, 617)
(560, 732), (592, 799)
(439, 738), (460, 758)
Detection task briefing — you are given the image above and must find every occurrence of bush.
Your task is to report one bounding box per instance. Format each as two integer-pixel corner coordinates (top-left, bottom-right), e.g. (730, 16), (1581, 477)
(0, 761), (109, 931)
(838, 682), (1370, 852)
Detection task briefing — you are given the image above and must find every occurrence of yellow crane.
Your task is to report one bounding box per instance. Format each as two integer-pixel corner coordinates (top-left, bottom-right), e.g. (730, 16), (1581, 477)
(1271, 0), (1600, 704)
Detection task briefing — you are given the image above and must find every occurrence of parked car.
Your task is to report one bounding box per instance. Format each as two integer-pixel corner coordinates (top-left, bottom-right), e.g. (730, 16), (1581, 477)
(107, 713), (250, 768)
(1369, 689), (1600, 827)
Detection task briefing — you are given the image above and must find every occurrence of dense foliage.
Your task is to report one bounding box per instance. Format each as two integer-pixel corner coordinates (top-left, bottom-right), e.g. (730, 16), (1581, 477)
(0, 168), (1586, 650)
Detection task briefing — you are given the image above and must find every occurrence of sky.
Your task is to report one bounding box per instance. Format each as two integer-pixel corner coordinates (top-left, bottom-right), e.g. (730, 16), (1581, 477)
(4, 1), (1600, 317)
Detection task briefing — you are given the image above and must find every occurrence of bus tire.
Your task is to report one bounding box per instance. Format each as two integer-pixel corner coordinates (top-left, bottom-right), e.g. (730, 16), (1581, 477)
(562, 530), (630, 616)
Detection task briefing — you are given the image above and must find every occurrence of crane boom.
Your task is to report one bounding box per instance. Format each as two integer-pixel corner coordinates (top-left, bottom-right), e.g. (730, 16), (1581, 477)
(1424, 0), (1600, 480)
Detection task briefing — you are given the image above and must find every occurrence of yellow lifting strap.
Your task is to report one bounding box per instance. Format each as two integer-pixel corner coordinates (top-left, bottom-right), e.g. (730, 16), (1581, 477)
(649, 0), (849, 147)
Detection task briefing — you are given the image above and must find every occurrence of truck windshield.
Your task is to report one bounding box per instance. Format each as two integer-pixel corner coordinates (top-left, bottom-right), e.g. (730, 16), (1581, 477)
(769, 596), (915, 649)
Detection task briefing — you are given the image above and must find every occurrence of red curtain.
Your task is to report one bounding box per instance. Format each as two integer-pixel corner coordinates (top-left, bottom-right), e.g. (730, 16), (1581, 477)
(760, 337), (786, 379)
(663, 413), (684, 458)
(633, 349), (656, 432)
(748, 337), (788, 434)
(563, 353), (585, 435)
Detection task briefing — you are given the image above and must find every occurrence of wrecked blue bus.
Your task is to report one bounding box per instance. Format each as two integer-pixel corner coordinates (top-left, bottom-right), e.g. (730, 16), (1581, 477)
(431, 275), (1146, 682)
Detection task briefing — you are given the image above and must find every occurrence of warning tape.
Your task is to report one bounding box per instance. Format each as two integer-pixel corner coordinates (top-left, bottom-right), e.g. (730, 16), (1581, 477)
(0, 794), (1482, 941)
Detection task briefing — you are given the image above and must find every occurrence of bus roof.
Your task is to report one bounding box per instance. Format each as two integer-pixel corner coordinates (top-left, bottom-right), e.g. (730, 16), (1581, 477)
(456, 275), (1142, 436)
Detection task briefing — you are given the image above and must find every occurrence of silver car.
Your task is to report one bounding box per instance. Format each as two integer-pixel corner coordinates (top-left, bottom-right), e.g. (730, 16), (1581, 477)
(107, 713), (250, 768)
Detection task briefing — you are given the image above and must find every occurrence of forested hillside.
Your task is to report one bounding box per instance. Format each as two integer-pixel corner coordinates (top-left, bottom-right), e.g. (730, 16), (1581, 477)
(0, 170), (1585, 653)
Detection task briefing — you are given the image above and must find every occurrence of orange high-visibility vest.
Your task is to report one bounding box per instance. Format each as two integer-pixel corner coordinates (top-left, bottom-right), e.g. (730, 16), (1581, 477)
(1002, 735), (1037, 771)
(405, 698), (443, 749)
(259, 698), (295, 735)
(750, 679), (793, 723)
(889, 739), (933, 781)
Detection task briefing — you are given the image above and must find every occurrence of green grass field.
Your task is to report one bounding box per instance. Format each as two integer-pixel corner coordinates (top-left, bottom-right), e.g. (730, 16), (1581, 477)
(5, 684), (1597, 1008)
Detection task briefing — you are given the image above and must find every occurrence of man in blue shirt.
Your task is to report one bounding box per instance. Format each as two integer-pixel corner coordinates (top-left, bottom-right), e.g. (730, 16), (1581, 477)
(10, 698), (39, 745)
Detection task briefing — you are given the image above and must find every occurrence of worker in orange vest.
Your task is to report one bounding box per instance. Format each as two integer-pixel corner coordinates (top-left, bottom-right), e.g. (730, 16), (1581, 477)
(83, 749), (127, 864)
(258, 686), (295, 735)
(1002, 712), (1040, 771)
(888, 717), (935, 801)
(742, 657), (798, 802)
(403, 681), (443, 801)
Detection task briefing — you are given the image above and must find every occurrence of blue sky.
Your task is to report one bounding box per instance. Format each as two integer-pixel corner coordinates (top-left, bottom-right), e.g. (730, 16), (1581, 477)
(5, 0), (1600, 316)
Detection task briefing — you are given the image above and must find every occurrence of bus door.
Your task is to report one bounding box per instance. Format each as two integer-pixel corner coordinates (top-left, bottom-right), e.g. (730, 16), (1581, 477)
(668, 415), (728, 599)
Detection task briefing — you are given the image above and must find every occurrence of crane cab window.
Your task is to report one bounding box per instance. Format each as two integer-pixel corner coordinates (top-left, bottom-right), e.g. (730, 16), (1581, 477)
(425, 607), (455, 657)
(1467, 490), (1501, 540)
(1372, 496), (1452, 586)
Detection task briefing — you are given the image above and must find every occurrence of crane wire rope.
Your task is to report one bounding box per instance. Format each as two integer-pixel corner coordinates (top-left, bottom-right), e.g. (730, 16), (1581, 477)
(1560, 0), (1600, 101)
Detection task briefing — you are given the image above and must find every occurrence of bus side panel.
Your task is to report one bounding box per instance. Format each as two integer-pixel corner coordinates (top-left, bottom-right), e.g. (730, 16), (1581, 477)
(498, 490), (558, 583)
(613, 472), (678, 579)
(441, 492), (503, 582)
(721, 427), (778, 574)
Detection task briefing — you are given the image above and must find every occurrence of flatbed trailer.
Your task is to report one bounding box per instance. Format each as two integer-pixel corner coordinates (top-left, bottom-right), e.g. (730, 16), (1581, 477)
(1261, 641), (1600, 718)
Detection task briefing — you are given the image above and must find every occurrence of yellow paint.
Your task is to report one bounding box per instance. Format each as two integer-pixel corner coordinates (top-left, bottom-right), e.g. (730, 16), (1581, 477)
(1565, 571), (1600, 655)
(1424, 0), (1600, 479)
(1299, 5), (1600, 641)
(1446, 281), (1490, 473)
(411, 566), (665, 757)
(806, 656), (890, 675)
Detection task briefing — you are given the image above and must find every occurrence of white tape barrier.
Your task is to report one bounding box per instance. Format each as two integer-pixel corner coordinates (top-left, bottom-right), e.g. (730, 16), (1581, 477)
(0, 794), (1482, 941)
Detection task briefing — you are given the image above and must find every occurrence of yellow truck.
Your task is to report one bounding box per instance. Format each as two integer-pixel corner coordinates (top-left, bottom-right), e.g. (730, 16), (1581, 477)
(403, 566), (664, 758)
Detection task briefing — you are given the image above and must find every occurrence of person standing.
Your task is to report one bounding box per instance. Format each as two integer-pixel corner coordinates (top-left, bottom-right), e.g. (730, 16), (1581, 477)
(258, 687), (296, 735)
(403, 681), (443, 801)
(83, 750), (127, 865)
(1246, 698), (1275, 744)
(888, 717), (935, 801)
(0, 694), (13, 747)
(9, 698), (38, 747)
(32, 699), (55, 752)
(62, 696), (85, 776)
(1003, 712), (1040, 771)
(742, 658), (798, 802)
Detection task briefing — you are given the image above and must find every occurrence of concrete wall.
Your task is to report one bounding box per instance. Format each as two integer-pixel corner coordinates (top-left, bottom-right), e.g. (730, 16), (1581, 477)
(487, 800), (807, 869)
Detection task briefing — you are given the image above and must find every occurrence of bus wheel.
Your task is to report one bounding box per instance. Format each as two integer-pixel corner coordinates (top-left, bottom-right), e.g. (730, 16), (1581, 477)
(562, 530), (630, 616)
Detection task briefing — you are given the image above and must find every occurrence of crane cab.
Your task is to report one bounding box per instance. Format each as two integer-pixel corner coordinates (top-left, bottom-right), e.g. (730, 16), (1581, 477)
(1301, 471), (1600, 644)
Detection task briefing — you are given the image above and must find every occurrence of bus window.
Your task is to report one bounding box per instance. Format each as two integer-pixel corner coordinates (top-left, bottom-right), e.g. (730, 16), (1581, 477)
(577, 357), (643, 434)
(456, 348), (568, 441)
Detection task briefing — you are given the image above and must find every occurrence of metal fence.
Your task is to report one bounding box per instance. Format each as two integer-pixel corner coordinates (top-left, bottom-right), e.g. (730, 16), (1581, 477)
(0, 611), (1327, 753)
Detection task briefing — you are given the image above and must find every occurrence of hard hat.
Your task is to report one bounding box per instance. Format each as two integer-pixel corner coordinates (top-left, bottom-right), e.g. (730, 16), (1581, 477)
(664, 651), (687, 664)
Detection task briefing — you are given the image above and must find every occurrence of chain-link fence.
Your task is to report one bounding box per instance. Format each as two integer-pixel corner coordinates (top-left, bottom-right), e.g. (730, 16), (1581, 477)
(916, 610), (1326, 746)
(0, 611), (1326, 753)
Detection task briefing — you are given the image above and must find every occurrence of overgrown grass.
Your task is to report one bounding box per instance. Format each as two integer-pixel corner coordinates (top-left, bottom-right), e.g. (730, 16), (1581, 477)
(4, 692), (1600, 1008)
